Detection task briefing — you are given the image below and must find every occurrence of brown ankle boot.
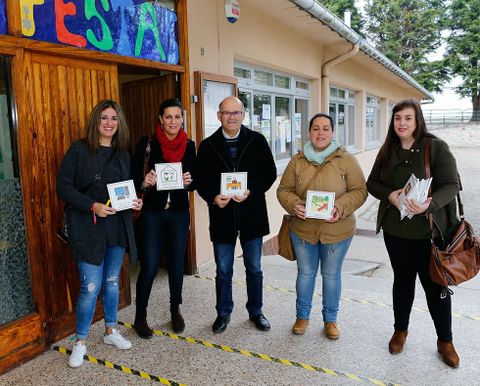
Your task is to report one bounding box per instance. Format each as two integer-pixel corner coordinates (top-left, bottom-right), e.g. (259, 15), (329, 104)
(324, 322), (340, 340)
(389, 330), (408, 354)
(291, 318), (309, 335)
(133, 314), (153, 339)
(171, 308), (185, 333)
(437, 340), (460, 368)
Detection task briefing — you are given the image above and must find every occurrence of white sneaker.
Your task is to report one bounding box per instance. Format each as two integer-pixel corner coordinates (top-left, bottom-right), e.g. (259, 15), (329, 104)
(103, 328), (132, 350)
(68, 341), (86, 368)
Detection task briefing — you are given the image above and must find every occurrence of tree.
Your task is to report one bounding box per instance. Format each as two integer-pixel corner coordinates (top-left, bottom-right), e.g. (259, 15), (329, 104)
(364, 0), (448, 93)
(321, 0), (364, 35)
(445, 0), (480, 120)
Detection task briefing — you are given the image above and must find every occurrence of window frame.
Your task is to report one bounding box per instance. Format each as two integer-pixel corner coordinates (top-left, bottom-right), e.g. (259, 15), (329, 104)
(329, 86), (356, 151)
(235, 62), (311, 172)
(365, 94), (382, 150)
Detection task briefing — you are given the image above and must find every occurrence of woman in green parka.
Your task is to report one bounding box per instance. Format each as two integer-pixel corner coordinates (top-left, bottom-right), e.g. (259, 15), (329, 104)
(367, 99), (461, 368)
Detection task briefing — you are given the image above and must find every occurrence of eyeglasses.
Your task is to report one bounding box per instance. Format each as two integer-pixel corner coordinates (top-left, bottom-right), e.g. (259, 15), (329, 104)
(219, 111), (244, 118)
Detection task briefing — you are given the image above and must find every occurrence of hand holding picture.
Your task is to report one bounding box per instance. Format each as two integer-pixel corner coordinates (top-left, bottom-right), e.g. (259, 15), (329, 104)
(294, 203), (306, 220)
(142, 169), (157, 189)
(232, 189), (250, 203)
(324, 206), (340, 223)
(92, 202), (116, 217)
(214, 194), (231, 208)
(183, 171), (192, 186)
(132, 198), (143, 211)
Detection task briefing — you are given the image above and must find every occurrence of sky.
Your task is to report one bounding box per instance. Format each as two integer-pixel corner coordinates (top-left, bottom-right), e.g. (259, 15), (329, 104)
(425, 82), (471, 111)
(352, 0), (472, 111)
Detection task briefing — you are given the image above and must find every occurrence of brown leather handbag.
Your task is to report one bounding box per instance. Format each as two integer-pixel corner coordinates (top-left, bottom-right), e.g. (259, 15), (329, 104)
(278, 166), (323, 261)
(425, 139), (480, 287)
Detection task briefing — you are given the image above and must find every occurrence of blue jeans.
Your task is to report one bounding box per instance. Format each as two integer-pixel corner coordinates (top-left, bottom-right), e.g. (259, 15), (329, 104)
(136, 209), (190, 314)
(290, 231), (352, 322)
(213, 237), (263, 316)
(76, 246), (125, 340)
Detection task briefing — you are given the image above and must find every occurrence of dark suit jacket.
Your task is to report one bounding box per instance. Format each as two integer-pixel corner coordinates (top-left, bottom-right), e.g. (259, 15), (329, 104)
(196, 125), (277, 243)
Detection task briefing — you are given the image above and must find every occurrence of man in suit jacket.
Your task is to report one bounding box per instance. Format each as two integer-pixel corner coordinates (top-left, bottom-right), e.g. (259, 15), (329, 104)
(196, 96), (277, 333)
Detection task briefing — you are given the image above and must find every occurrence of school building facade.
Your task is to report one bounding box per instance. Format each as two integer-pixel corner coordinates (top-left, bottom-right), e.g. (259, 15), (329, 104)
(0, 0), (432, 373)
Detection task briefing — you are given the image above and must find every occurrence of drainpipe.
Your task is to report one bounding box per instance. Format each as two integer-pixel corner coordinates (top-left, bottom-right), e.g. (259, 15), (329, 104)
(321, 44), (359, 112)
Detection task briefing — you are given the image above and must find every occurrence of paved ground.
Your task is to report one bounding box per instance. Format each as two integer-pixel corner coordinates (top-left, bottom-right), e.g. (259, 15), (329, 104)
(1, 126), (479, 386)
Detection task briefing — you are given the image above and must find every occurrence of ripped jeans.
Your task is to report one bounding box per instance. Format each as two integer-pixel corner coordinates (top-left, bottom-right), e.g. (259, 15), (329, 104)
(76, 246), (125, 340)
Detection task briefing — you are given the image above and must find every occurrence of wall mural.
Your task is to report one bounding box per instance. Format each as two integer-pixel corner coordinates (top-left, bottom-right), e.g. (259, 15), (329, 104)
(19, 0), (179, 64)
(0, 0), (6, 35)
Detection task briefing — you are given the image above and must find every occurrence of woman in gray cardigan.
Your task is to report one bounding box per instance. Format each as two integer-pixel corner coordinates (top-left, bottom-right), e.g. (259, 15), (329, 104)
(57, 100), (143, 368)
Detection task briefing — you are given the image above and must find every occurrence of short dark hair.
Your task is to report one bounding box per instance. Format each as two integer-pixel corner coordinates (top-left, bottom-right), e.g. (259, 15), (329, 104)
(309, 113), (334, 131)
(159, 98), (184, 116)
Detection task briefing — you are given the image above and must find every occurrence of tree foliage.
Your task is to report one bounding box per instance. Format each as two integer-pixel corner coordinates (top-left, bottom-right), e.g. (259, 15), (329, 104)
(364, 0), (448, 93)
(321, 0), (364, 35)
(445, 0), (480, 117)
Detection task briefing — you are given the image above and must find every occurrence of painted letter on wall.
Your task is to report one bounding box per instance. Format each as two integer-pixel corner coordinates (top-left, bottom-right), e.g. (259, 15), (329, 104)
(20, 0), (179, 64)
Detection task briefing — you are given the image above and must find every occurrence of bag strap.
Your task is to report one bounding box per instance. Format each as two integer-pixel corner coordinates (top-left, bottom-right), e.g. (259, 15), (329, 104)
(426, 137), (464, 239)
(142, 135), (153, 178)
(300, 165), (324, 198)
(139, 135), (153, 196)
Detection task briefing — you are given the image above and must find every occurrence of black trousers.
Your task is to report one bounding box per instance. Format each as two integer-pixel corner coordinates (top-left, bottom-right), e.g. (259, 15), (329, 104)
(383, 232), (452, 342)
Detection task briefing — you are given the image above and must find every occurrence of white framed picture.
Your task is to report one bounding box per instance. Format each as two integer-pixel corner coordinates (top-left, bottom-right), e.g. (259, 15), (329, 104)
(305, 190), (335, 220)
(155, 162), (184, 191)
(220, 172), (248, 196)
(107, 179), (137, 211)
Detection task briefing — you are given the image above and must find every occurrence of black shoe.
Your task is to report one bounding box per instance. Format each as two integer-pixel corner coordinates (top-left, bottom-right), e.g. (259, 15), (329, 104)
(212, 315), (230, 333)
(171, 309), (185, 333)
(249, 313), (271, 331)
(133, 314), (153, 339)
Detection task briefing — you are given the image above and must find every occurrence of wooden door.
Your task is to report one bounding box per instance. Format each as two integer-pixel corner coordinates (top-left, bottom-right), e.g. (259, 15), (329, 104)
(19, 52), (129, 344)
(121, 74), (198, 273)
(122, 74), (177, 153)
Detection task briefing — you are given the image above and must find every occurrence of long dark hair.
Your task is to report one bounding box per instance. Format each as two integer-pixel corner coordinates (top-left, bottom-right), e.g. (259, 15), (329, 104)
(84, 99), (129, 154)
(376, 99), (433, 166)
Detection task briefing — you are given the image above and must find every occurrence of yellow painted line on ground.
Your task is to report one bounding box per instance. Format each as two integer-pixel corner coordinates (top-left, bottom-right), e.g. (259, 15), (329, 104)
(119, 321), (402, 386)
(194, 274), (480, 322)
(53, 346), (186, 385)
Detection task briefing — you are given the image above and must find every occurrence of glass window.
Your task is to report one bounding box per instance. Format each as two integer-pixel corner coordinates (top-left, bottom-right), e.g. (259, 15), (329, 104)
(234, 67), (251, 79)
(0, 57), (34, 326)
(294, 99), (308, 154)
(366, 95), (381, 144)
(329, 87), (356, 148)
(238, 91), (251, 127)
(253, 94), (272, 144)
(296, 81), (309, 91)
(254, 70), (273, 86)
(236, 63), (311, 164)
(274, 96), (291, 160)
(274, 75), (290, 89)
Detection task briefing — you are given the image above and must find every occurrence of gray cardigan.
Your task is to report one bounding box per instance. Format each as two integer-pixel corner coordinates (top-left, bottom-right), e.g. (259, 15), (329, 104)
(56, 140), (137, 265)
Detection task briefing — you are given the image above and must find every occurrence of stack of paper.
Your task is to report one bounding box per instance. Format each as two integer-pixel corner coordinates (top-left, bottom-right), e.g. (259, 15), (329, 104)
(398, 174), (432, 220)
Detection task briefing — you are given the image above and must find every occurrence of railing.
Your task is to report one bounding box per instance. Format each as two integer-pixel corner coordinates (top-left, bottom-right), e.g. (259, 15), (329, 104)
(422, 109), (480, 129)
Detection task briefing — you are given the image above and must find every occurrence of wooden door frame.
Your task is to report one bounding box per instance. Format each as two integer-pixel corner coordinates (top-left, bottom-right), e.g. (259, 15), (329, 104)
(0, 46), (47, 375)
